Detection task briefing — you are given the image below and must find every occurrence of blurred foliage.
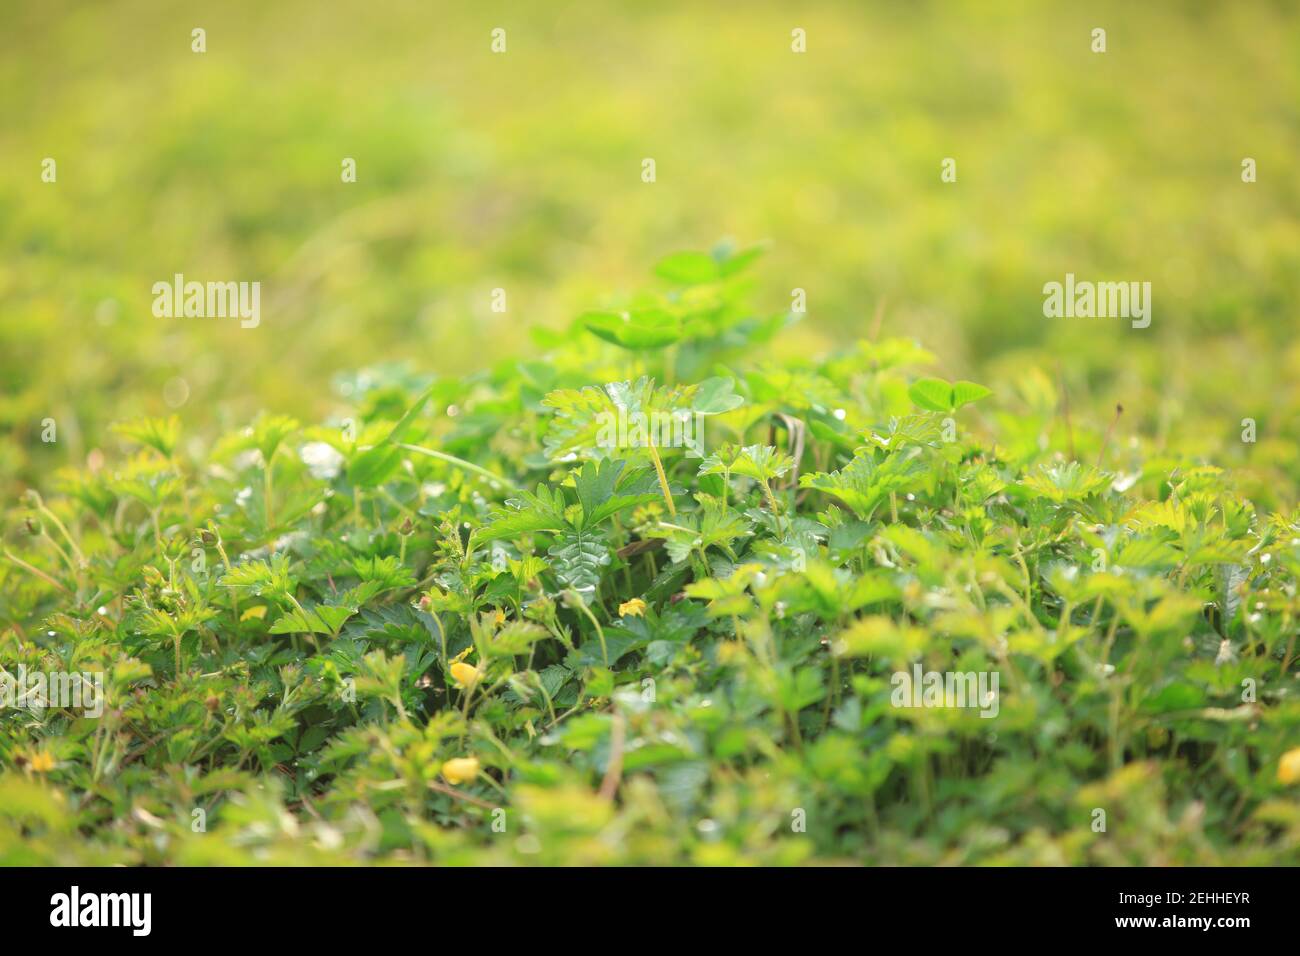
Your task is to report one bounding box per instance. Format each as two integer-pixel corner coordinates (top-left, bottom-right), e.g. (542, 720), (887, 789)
(1, 0), (1299, 498)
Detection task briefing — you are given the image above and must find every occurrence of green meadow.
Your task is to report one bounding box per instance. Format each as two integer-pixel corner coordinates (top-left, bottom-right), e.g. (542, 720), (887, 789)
(2, 1), (1299, 865)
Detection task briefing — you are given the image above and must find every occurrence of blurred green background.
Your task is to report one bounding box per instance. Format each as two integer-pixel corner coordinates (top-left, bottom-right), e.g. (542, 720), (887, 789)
(2, 0), (1298, 499)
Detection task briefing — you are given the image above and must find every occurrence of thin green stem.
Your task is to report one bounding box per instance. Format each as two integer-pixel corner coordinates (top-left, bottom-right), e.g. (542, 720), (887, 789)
(3, 549), (71, 595)
(570, 592), (608, 666)
(646, 440), (676, 516)
(397, 443), (517, 491)
(264, 455), (276, 531)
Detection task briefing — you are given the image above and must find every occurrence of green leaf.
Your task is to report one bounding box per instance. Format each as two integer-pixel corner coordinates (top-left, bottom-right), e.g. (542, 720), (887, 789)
(343, 604), (443, 648)
(1020, 462), (1111, 504)
(572, 630), (640, 666)
(347, 444), (403, 488)
(573, 459), (660, 529)
(1113, 534), (1181, 570)
(650, 507), (752, 565)
(697, 443), (746, 476)
(347, 383), (437, 487)
(252, 415), (301, 461)
(906, 377), (992, 412)
(582, 308), (682, 350)
(689, 377), (745, 415)
(381, 383), (437, 445)
(542, 376), (735, 461)
(270, 603), (358, 637)
(715, 243), (765, 277)
(112, 416), (181, 457)
(547, 527), (611, 598)
(730, 444), (794, 483)
(653, 251), (719, 285)
(572, 458), (621, 525)
(1140, 681), (1206, 714)
(486, 620), (549, 657)
(800, 448), (925, 519)
(951, 380), (992, 409)
(477, 484), (569, 543)
(908, 378), (954, 412)
(350, 555), (418, 592)
(683, 565), (761, 617)
(220, 554), (297, 599)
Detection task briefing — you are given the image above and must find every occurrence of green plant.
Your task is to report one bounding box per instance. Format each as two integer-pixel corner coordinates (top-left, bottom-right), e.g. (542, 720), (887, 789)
(2, 249), (1299, 866)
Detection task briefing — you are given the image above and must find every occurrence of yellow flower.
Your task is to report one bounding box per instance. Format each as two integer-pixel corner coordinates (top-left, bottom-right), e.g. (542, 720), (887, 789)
(492, 608), (507, 626)
(442, 756), (480, 785)
(619, 597), (647, 618)
(450, 661), (482, 690)
(1278, 747), (1300, 785)
(29, 751), (55, 774)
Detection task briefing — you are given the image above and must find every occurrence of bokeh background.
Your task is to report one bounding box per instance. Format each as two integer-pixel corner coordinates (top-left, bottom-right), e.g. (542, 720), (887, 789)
(2, 0), (1299, 501)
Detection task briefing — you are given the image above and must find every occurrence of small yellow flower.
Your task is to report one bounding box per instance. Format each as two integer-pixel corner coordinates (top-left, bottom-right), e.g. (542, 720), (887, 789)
(619, 597), (647, 618)
(450, 661), (482, 690)
(1278, 747), (1300, 785)
(29, 751), (55, 774)
(492, 608), (507, 626)
(442, 756), (480, 785)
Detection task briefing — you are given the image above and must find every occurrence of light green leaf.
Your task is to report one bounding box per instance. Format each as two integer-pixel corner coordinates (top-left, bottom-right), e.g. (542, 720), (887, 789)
(951, 380), (992, 409)
(582, 309), (682, 350)
(653, 251), (719, 285)
(908, 378), (954, 412)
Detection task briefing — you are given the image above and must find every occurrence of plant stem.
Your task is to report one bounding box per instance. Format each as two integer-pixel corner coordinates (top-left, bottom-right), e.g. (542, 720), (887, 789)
(397, 443), (517, 490)
(34, 497), (86, 568)
(760, 479), (785, 536)
(264, 454), (276, 531)
(646, 440), (676, 516)
(1097, 403), (1124, 468)
(571, 592), (608, 665)
(3, 549), (71, 595)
